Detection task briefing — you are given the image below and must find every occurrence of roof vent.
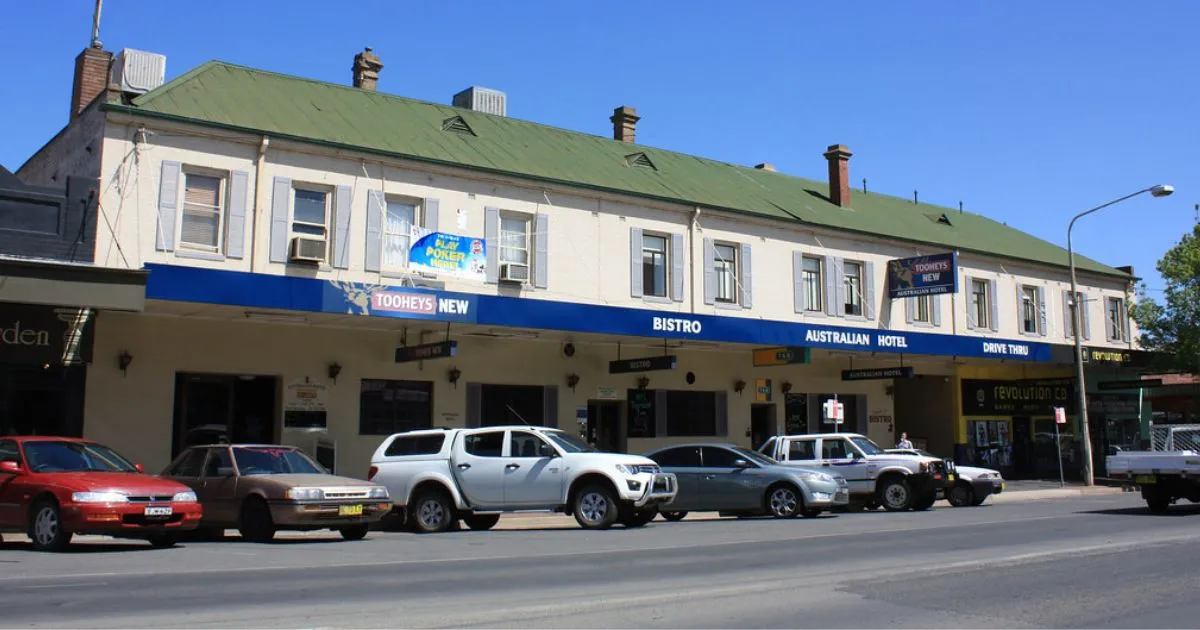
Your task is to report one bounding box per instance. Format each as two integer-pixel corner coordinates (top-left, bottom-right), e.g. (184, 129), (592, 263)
(625, 152), (657, 170)
(925, 212), (953, 226)
(112, 48), (166, 94)
(754, 163), (776, 172)
(452, 87), (507, 117)
(442, 116), (476, 136)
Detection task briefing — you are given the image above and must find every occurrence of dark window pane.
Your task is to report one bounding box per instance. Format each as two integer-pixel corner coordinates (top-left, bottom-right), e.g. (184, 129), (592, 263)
(359, 380), (434, 435)
(464, 431), (505, 457)
(480, 385), (544, 426)
(701, 446), (739, 468)
(666, 391), (717, 437)
(789, 440), (816, 460)
(649, 446), (701, 467)
(384, 434), (446, 456)
(170, 448), (207, 477)
(627, 389), (657, 438)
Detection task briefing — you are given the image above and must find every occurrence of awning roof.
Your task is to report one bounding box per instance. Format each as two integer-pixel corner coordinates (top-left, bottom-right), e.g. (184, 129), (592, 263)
(0, 257), (147, 312)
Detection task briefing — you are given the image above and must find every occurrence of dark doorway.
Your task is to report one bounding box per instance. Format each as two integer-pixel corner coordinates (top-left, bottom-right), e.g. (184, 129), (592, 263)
(1010, 416), (1034, 478)
(480, 384), (545, 426)
(750, 404), (775, 450)
(0, 366), (85, 437)
(587, 401), (624, 453)
(173, 373), (278, 458)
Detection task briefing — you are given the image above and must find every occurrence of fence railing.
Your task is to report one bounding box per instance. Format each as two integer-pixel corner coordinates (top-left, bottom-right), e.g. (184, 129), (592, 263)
(1149, 424), (1200, 452)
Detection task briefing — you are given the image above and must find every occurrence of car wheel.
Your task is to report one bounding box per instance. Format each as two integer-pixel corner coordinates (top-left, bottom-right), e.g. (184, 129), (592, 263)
(411, 490), (456, 534)
(947, 482), (974, 507)
(1144, 487), (1171, 514)
(801, 508), (822, 519)
(766, 484), (802, 519)
(912, 493), (937, 511)
(573, 484), (619, 530)
(620, 507), (657, 528)
(238, 497), (276, 543)
(338, 524), (370, 541)
(147, 533), (179, 548)
(29, 499), (72, 552)
(879, 477), (914, 512)
(970, 496), (988, 507)
(462, 514), (501, 531)
(660, 511), (688, 522)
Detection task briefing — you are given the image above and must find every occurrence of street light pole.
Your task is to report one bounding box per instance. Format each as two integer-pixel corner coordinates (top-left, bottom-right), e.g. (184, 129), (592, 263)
(1068, 184), (1174, 486)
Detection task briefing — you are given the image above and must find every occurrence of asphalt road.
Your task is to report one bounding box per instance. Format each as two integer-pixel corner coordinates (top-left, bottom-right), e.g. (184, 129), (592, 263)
(2, 493), (1199, 629)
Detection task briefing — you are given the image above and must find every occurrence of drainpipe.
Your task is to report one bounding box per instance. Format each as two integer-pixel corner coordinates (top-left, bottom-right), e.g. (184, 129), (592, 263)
(690, 207), (701, 313)
(250, 136), (270, 273)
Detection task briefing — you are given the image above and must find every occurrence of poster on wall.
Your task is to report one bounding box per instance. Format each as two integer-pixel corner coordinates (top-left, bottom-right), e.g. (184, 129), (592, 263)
(408, 226), (487, 281)
(284, 378), (329, 430)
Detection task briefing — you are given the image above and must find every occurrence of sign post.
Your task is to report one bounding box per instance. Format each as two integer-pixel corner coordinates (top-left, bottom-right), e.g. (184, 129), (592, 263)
(1053, 406), (1067, 487)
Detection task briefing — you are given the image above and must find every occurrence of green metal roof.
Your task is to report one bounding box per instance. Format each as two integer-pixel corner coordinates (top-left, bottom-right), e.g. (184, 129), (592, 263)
(107, 61), (1125, 278)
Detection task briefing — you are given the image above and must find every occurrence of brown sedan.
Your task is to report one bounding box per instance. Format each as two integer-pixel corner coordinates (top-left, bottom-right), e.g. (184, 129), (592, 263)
(162, 444), (391, 542)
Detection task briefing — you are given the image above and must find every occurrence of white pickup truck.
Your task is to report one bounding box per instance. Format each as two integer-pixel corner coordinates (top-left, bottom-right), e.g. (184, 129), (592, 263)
(1106, 450), (1200, 513)
(368, 426), (678, 532)
(758, 433), (954, 511)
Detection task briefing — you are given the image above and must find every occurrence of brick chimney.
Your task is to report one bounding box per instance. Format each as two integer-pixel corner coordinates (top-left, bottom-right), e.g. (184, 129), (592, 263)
(352, 47), (383, 91)
(610, 106), (639, 143)
(70, 43), (112, 120)
(823, 144), (853, 207)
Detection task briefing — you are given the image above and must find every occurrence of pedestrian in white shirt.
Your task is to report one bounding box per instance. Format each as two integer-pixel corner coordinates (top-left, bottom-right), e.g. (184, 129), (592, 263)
(896, 432), (914, 449)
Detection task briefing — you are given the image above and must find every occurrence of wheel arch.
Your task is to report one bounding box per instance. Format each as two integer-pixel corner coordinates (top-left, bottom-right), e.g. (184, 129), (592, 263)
(567, 473), (620, 514)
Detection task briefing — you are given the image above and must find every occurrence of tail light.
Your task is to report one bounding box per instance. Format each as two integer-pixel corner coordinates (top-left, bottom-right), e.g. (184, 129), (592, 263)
(368, 466), (378, 481)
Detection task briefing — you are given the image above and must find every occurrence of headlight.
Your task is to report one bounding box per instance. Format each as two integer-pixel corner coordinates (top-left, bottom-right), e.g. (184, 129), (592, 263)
(368, 487), (389, 499)
(72, 491), (127, 503)
(794, 471), (834, 483)
(172, 491), (198, 503)
(615, 464), (648, 475)
(287, 487), (324, 501)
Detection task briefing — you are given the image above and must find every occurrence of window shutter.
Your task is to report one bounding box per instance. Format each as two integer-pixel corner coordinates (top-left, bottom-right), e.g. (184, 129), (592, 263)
(932, 295), (943, 327)
(1122, 300), (1131, 342)
(823, 255), (839, 316)
(740, 243), (753, 309)
(863, 261), (876, 320)
(793, 251), (805, 313)
(332, 184), (353, 269)
(466, 383), (482, 428)
(534, 213), (549, 289)
(1062, 291), (1073, 338)
(225, 170), (249, 259)
(268, 176), (291, 264)
(424, 197), (440, 232)
(966, 280), (978, 330)
(703, 238), (716, 305)
(542, 385), (558, 428)
(655, 389), (668, 438)
(630, 227), (643, 298)
(1036, 286), (1047, 336)
(905, 296), (915, 324)
(1081, 293), (1091, 341)
(155, 161), (181, 252)
(484, 207), (499, 284)
(714, 391), (728, 437)
(670, 233), (685, 302)
(364, 190), (384, 273)
(1015, 284), (1024, 332)
(834, 257), (847, 317)
(988, 279), (1000, 332)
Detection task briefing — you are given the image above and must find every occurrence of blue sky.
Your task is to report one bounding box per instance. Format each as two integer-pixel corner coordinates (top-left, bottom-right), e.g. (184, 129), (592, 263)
(2, 1), (1194, 291)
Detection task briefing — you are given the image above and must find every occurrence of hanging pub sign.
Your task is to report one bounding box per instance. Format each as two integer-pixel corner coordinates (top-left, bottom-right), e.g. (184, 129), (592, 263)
(609, 355), (677, 374)
(752, 346), (811, 367)
(887, 252), (958, 298)
(841, 367), (915, 381)
(395, 340), (457, 363)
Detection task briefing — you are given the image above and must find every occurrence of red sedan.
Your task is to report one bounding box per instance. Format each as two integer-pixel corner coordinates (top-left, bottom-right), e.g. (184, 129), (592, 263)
(0, 436), (203, 551)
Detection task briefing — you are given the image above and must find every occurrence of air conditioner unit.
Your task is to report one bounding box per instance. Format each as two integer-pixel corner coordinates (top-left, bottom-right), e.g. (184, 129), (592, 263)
(289, 237), (327, 263)
(112, 49), (166, 94)
(500, 262), (530, 283)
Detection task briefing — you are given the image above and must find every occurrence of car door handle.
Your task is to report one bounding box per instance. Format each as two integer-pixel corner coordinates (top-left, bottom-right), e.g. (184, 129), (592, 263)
(705, 475), (715, 480)
(505, 464), (521, 470)
(457, 463), (471, 470)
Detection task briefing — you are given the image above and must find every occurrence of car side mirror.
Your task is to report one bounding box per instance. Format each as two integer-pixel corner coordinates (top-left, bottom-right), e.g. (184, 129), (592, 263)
(135, 463), (145, 473)
(733, 458), (752, 468)
(851, 451), (863, 460)
(0, 461), (23, 474)
(216, 466), (235, 476)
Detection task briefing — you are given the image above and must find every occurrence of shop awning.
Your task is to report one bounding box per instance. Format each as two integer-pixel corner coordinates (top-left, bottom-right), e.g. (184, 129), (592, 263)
(0, 257), (148, 312)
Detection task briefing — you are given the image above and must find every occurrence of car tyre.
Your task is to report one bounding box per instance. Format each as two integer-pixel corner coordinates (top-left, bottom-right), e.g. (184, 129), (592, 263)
(947, 482), (975, 507)
(338, 524), (370, 541)
(801, 508), (823, 519)
(661, 511), (688, 522)
(766, 484), (802, 519)
(462, 514), (501, 531)
(912, 492), (937, 511)
(29, 498), (72, 552)
(1144, 487), (1171, 514)
(620, 506), (657, 528)
(410, 489), (456, 534)
(879, 477), (914, 512)
(573, 484), (619, 530)
(147, 533), (179, 548)
(238, 497), (276, 543)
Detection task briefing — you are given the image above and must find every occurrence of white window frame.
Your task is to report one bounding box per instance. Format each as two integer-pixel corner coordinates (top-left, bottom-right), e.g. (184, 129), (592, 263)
(382, 196), (422, 272)
(1020, 285), (1040, 334)
(713, 242), (739, 305)
(971, 278), (991, 330)
(177, 167), (228, 254)
(913, 295), (932, 323)
(844, 260), (864, 317)
(1107, 296), (1126, 341)
(642, 232), (670, 298)
(499, 212), (532, 283)
(291, 184), (332, 248)
(802, 256), (823, 313)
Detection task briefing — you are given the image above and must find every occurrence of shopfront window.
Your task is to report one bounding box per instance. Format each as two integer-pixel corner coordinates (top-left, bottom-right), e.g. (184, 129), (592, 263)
(666, 391), (717, 436)
(627, 389), (657, 438)
(359, 379), (434, 435)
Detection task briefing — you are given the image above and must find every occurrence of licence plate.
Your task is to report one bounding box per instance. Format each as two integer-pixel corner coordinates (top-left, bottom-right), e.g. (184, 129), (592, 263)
(338, 504), (364, 516)
(947, 474), (955, 482)
(1135, 475), (1157, 485)
(144, 506), (172, 517)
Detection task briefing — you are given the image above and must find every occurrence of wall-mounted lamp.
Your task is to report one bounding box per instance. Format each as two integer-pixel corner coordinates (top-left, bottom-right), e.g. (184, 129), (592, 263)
(636, 376), (650, 390)
(448, 367), (462, 388)
(117, 351), (133, 377)
(884, 385), (894, 398)
(780, 381), (793, 394)
(733, 379), (746, 395)
(563, 342), (576, 358)
(566, 373), (580, 391)
(327, 362), (342, 384)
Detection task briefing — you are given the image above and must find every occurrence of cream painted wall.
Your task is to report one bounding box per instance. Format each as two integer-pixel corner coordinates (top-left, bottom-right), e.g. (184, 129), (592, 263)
(94, 115), (1136, 354)
(87, 311), (903, 476)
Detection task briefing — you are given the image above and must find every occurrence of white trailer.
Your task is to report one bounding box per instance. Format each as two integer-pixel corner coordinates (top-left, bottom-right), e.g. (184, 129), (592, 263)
(1106, 424), (1200, 513)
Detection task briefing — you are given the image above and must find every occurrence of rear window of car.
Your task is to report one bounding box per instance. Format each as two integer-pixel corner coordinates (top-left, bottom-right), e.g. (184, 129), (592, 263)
(384, 434), (446, 457)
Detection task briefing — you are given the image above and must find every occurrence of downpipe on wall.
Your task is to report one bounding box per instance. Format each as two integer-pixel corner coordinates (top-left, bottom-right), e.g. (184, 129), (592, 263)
(250, 136), (270, 273)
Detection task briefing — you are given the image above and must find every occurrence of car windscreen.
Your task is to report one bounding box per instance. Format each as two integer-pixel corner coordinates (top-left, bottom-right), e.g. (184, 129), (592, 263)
(233, 447), (325, 475)
(732, 447), (779, 466)
(850, 436), (886, 456)
(23, 441), (138, 473)
(542, 431), (596, 453)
